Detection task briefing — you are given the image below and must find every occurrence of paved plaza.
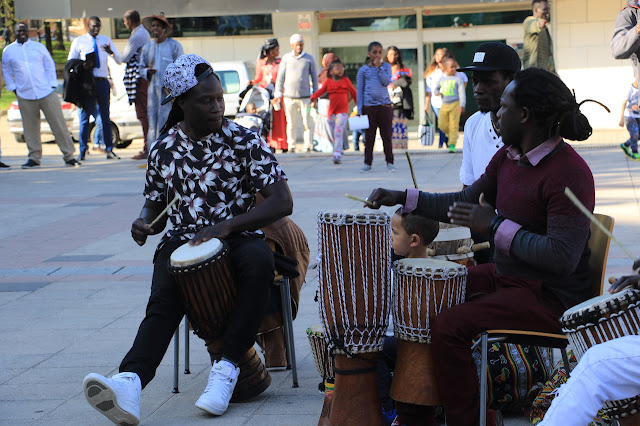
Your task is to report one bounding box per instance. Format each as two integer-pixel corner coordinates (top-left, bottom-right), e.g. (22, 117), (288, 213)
(1, 121), (639, 425)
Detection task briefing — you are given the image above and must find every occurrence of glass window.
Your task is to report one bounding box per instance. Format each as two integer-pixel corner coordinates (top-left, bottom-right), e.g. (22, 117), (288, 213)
(113, 14), (272, 39)
(422, 10), (531, 28)
(217, 70), (241, 94)
(320, 15), (416, 33)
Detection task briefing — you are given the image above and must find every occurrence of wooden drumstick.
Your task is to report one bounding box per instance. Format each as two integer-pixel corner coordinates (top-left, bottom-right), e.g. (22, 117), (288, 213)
(405, 151), (418, 190)
(148, 195), (180, 228)
(457, 241), (491, 254)
(345, 193), (373, 206)
(564, 187), (636, 261)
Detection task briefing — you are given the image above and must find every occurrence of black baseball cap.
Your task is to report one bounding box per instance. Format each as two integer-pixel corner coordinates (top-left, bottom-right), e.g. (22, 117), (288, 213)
(457, 42), (521, 73)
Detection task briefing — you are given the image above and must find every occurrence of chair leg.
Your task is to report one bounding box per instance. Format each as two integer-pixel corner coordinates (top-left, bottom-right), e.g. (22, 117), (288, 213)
(173, 327), (180, 393)
(279, 277), (298, 388)
(479, 331), (488, 426)
(184, 316), (190, 374)
(561, 347), (571, 378)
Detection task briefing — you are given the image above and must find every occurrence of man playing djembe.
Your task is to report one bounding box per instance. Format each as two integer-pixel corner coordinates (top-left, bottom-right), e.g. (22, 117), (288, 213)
(367, 68), (601, 426)
(82, 54), (292, 425)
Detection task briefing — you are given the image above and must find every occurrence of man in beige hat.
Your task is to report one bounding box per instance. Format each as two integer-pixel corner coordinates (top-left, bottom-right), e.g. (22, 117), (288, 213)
(138, 13), (183, 155)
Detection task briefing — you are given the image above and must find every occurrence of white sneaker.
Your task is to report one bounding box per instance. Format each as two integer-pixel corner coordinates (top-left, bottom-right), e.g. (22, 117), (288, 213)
(195, 360), (240, 415)
(83, 372), (141, 426)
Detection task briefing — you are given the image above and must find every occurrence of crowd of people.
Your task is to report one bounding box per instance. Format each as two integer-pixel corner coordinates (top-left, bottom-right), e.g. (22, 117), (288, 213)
(0, 1), (562, 172)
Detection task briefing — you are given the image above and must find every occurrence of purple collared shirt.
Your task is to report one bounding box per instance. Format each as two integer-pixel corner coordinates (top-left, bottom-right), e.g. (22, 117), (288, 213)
(496, 135), (563, 254)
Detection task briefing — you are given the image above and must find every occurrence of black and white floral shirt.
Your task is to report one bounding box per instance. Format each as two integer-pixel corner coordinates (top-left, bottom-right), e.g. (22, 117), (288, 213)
(144, 118), (287, 246)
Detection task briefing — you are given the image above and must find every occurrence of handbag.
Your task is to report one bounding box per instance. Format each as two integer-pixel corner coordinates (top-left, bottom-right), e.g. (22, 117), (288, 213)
(419, 114), (435, 146)
(348, 114), (370, 131)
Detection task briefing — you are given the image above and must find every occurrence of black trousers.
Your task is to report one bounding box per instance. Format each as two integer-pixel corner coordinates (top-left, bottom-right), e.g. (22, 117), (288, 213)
(119, 236), (274, 389)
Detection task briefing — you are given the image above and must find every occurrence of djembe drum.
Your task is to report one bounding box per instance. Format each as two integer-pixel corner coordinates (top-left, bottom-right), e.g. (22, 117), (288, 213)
(307, 325), (336, 426)
(317, 210), (392, 426)
(168, 238), (271, 402)
(560, 288), (640, 420)
(391, 258), (467, 412)
(429, 223), (481, 267)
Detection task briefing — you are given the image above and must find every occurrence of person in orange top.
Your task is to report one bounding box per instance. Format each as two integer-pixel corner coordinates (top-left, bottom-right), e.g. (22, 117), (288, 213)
(252, 38), (288, 152)
(310, 59), (357, 164)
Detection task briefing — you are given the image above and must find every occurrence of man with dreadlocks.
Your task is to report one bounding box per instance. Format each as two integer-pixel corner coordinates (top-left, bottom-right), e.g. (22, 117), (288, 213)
(366, 68), (601, 426)
(81, 54), (292, 425)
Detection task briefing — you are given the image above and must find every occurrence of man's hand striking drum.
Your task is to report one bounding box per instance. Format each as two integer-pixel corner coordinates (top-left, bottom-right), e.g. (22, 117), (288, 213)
(610, 257), (640, 294)
(366, 188), (407, 209)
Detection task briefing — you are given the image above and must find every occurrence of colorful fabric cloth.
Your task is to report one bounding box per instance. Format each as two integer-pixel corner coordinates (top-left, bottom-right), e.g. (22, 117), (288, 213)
(391, 109), (408, 150)
(528, 352), (611, 425)
(472, 342), (554, 413)
(144, 118), (287, 248)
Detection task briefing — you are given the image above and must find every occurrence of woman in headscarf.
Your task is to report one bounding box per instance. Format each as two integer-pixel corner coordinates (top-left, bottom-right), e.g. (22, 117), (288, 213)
(252, 38), (288, 152)
(312, 52), (341, 153)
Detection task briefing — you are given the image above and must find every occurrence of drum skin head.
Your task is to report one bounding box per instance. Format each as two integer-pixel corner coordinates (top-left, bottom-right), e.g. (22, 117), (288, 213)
(394, 258), (467, 277)
(563, 287), (638, 317)
(170, 238), (223, 267)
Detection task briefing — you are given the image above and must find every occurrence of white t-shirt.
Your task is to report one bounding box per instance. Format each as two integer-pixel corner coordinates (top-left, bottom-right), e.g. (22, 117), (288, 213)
(459, 111), (503, 186)
(426, 69), (468, 110)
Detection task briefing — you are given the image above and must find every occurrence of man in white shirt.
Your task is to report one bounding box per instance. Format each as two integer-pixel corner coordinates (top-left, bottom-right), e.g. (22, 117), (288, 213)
(456, 42), (521, 263)
(68, 16), (122, 160)
(3, 22), (79, 168)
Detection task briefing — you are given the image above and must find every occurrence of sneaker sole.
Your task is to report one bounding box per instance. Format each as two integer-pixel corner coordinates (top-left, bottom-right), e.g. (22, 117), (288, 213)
(83, 374), (140, 426)
(195, 397), (227, 416)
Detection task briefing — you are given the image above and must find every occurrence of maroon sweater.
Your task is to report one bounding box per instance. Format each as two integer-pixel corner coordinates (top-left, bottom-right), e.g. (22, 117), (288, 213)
(415, 140), (595, 307)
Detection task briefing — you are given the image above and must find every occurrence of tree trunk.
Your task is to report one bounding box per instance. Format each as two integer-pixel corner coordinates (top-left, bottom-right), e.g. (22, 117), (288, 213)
(54, 21), (64, 50)
(44, 21), (52, 53)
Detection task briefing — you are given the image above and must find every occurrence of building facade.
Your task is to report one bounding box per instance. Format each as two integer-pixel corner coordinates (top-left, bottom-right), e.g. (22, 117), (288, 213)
(16, 0), (630, 130)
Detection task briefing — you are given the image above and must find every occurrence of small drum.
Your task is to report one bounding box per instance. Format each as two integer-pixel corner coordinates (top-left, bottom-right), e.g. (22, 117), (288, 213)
(560, 288), (640, 419)
(307, 325), (336, 426)
(429, 223), (475, 266)
(168, 239), (271, 402)
(391, 258), (467, 406)
(317, 210), (392, 426)
(168, 238), (236, 341)
(307, 325), (335, 382)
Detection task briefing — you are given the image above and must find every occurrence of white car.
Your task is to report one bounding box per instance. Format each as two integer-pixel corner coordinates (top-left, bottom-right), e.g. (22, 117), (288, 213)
(209, 61), (255, 117)
(7, 80), (77, 143)
(70, 89), (143, 149)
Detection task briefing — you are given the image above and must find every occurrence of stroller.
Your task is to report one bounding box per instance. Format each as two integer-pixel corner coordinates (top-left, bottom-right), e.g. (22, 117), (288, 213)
(234, 84), (272, 141)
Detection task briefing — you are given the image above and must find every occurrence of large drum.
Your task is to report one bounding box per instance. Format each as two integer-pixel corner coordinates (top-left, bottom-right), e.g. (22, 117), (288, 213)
(168, 238), (270, 401)
(560, 288), (640, 419)
(317, 210), (392, 426)
(429, 223), (475, 266)
(391, 258), (467, 407)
